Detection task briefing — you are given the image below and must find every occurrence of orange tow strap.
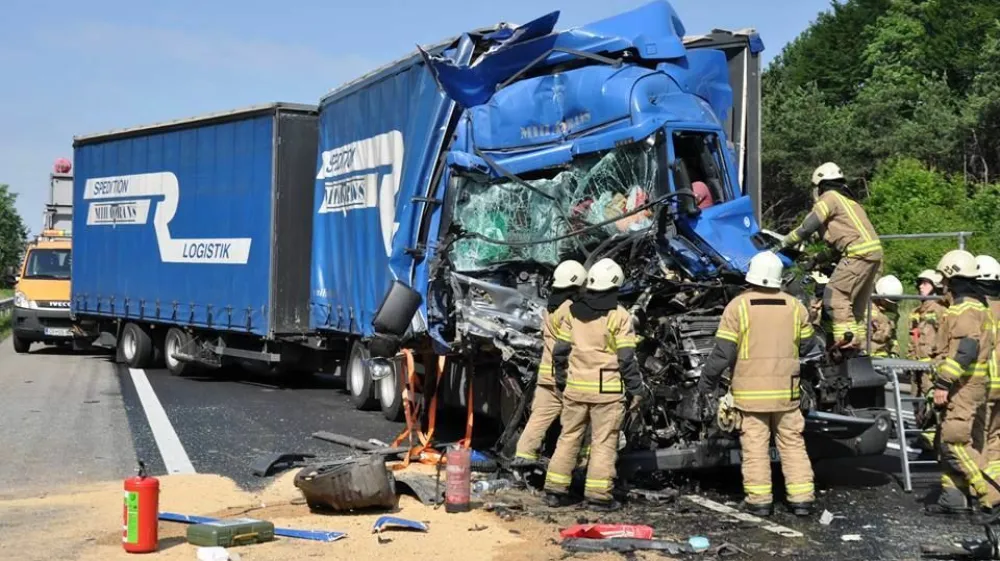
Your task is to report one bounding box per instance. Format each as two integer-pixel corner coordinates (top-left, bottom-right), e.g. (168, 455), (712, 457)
(390, 350), (445, 469)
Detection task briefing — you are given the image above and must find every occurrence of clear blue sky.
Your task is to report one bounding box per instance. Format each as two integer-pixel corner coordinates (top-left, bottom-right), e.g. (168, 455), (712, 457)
(1, 0), (834, 234)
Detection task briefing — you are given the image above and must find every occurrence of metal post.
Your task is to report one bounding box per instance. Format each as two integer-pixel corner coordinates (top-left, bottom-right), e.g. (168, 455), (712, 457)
(891, 368), (913, 492)
(959, 232), (966, 250)
(866, 297), (873, 355)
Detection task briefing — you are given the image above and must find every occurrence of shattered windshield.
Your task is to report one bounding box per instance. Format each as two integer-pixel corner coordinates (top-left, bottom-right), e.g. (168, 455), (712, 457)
(452, 143), (659, 271)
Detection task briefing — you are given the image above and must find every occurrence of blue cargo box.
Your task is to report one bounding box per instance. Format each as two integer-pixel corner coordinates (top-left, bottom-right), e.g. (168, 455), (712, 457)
(72, 103), (319, 338)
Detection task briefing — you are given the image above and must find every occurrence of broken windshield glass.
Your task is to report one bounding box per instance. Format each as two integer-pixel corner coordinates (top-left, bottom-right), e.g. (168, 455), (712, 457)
(451, 142), (659, 271)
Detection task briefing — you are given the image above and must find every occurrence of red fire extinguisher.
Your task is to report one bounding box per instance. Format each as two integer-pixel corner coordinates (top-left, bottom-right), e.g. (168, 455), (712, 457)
(444, 446), (471, 513)
(123, 461), (159, 553)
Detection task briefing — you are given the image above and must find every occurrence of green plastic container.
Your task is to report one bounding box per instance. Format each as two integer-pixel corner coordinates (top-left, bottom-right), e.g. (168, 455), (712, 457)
(186, 518), (275, 547)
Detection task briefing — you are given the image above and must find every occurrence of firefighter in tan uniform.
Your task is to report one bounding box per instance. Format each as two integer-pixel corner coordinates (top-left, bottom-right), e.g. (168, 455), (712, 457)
(695, 251), (821, 517)
(544, 258), (648, 512)
(512, 260), (587, 468)
(869, 275), (902, 357)
(780, 163), (882, 347)
(976, 255), (1000, 488)
(908, 269), (947, 449)
(929, 250), (998, 516)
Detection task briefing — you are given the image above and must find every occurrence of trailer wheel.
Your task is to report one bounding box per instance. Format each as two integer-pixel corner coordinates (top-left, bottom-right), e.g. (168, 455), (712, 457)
(120, 322), (153, 369)
(379, 359), (404, 422)
(11, 333), (30, 354)
(347, 341), (378, 411)
(164, 328), (193, 377)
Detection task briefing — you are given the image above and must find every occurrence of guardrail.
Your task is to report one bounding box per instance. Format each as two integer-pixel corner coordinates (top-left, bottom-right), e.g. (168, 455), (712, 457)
(880, 231), (974, 250)
(0, 297), (12, 317)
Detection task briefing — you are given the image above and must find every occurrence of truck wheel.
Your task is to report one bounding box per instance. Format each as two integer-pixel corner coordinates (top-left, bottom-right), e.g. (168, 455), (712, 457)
(347, 341), (378, 411)
(120, 322), (153, 369)
(379, 360), (405, 422)
(11, 334), (30, 354)
(164, 328), (193, 377)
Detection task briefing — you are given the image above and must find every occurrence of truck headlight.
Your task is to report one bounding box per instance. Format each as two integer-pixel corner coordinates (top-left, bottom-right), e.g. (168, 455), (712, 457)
(13, 291), (36, 309)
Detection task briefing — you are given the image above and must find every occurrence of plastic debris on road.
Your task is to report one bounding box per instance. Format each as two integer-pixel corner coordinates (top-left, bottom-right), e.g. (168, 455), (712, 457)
(820, 510), (835, 525)
(196, 547), (230, 561)
(560, 524), (654, 540)
(841, 534), (862, 542)
(688, 536), (710, 552)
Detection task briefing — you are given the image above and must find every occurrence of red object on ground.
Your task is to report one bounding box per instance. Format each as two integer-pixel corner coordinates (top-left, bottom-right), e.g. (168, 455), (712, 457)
(122, 466), (159, 553)
(444, 447), (471, 513)
(54, 158), (72, 174)
(560, 524), (655, 540)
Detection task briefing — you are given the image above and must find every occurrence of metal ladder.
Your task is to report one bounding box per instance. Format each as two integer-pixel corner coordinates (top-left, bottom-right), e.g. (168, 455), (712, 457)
(874, 358), (939, 492)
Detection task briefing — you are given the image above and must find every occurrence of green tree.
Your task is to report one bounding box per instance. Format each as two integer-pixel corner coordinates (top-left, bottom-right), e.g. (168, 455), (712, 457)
(0, 184), (28, 285)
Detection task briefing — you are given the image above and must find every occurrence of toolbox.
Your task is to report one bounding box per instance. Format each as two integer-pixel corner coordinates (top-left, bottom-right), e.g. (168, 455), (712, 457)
(186, 518), (275, 547)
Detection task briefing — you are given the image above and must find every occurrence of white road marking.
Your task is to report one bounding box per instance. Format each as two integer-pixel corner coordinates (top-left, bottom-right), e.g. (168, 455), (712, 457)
(683, 494), (804, 538)
(128, 368), (196, 474)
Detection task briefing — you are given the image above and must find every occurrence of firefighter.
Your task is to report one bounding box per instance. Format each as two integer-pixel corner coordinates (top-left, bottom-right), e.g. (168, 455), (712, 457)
(695, 251), (820, 517)
(870, 275), (902, 357)
(976, 255), (1000, 484)
(929, 250), (998, 515)
(908, 269), (947, 450)
(512, 260), (588, 468)
(544, 258), (648, 512)
(780, 163), (882, 347)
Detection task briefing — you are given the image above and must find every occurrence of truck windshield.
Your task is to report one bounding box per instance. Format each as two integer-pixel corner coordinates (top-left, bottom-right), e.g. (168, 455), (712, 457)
(23, 248), (72, 280)
(452, 142), (659, 271)
(670, 131), (732, 207)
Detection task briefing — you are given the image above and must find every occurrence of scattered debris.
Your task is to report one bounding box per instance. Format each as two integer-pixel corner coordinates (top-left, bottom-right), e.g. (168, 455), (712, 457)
(472, 478), (513, 495)
(368, 438), (390, 447)
(509, 529), (522, 535)
(250, 452), (316, 477)
(682, 495), (804, 538)
(627, 488), (679, 503)
(920, 541), (994, 560)
(187, 517), (275, 547)
(159, 512), (346, 542)
(312, 431), (409, 459)
(561, 537), (690, 554)
(820, 510), (835, 525)
(372, 516), (429, 534)
(560, 524), (654, 540)
(468, 524), (489, 532)
(197, 547), (231, 561)
(394, 472), (444, 507)
(483, 502), (523, 512)
(715, 543), (749, 557)
(689, 536), (710, 552)
(294, 456), (397, 512)
(841, 535), (862, 542)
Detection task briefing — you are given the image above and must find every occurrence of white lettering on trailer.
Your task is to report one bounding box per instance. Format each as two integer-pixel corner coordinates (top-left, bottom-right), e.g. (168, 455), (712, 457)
(84, 172), (252, 265)
(86, 199), (151, 226)
(316, 130), (404, 257)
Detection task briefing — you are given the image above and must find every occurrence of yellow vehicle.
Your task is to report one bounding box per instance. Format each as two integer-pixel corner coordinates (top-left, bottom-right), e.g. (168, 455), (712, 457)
(11, 230), (76, 353)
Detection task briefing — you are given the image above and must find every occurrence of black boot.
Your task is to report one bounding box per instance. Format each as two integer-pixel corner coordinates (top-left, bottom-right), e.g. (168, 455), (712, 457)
(545, 492), (574, 508)
(925, 487), (972, 516)
(789, 501), (814, 517)
(743, 502), (773, 517)
(587, 498), (623, 513)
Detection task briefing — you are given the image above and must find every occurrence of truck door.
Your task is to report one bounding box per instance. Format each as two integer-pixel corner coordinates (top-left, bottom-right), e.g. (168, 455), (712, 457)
(683, 30), (763, 223)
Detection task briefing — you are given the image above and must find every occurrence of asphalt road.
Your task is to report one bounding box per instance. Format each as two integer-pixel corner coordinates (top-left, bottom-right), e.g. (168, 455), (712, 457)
(2, 338), (996, 559)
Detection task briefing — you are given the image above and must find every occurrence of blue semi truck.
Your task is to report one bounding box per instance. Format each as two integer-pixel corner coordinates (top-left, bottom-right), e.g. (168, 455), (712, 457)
(72, 2), (889, 470)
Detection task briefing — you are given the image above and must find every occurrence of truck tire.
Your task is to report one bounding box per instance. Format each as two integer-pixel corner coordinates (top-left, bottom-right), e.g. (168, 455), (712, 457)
(11, 333), (30, 354)
(379, 360), (405, 422)
(347, 341), (378, 411)
(120, 322), (153, 369)
(164, 328), (193, 377)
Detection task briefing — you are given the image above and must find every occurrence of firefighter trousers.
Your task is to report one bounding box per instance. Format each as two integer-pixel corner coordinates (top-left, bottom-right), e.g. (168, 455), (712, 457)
(515, 384), (563, 462)
(544, 398), (624, 502)
(740, 409), (815, 505)
(823, 256), (881, 343)
(938, 378), (999, 507)
(911, 370), (937, 448)
(984, 401), (1000, 484)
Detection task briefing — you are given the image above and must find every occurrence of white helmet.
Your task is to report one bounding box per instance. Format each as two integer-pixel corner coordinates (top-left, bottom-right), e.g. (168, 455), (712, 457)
(552, 260), (587, 289)
(976, 255), (1000, 281)
(875, 275), (903, 296)
(916, 269), (943, 288)
(811, 162), (844, 186)
(937, 249), (979, 279)
(745, 251), (783, 288)
(587, 258), (624, 291)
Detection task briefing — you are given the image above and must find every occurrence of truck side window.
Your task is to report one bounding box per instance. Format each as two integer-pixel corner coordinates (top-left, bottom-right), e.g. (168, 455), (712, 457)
(671, 131), (731, 207)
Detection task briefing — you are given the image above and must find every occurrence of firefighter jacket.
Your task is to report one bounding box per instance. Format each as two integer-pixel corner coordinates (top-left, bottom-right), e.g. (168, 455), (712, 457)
(698, 288), (818, 413)
(553, 304), (641, 405)
(784, 190), (882, 260)
(933, 296), (992, 391)
(537, 300), (573, 387)
(870, 303), (898, 357)
(988, 299), (1000, 401)
(908, 299), (946, 362)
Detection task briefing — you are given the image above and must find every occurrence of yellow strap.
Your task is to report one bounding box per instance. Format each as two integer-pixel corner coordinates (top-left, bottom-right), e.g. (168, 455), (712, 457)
(738, 298), (750, 360)
(716, 328), (739, 343)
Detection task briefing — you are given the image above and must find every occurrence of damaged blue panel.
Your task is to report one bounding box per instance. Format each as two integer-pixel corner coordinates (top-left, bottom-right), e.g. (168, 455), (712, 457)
(683, 195), (760, 273)
(656, 50), (734, 129)
(424, 1), (688, 108)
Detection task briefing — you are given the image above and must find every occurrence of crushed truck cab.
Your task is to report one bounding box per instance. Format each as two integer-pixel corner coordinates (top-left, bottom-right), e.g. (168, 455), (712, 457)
(12, 230), (80, 353)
